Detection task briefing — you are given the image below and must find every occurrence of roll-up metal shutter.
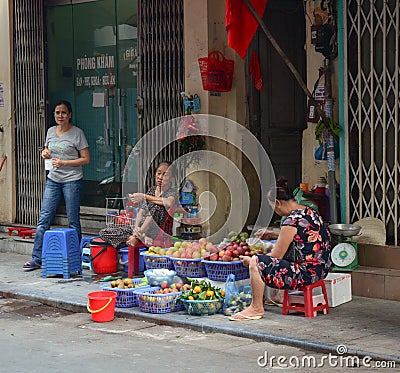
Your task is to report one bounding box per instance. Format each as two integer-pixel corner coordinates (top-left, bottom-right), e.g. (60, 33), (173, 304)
(13, 0), (47, 225)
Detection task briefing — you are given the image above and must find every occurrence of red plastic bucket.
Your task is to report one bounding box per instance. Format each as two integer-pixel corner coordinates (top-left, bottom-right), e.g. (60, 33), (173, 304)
(87, 291), (117, 322)
(90, 238), (118, 274)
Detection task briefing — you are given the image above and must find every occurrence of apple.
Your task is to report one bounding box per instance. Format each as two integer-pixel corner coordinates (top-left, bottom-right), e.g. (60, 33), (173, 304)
(210, 253), (219, 261)
(244, 251), (250, 256)
(225, 250), (232, 257)
(161, 283), (169, 289)
(218, 250), (225, 257)
(222, 254), (232, 262)
(209, 246), (218, 254)
(232, 250), (239, 257)
(240, 241), (247, 247)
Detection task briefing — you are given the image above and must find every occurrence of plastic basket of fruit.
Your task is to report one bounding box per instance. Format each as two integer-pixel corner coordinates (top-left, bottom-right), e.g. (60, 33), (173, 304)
(101, 277), (150, 308)
(141, 253), (174, 270)
(170, 257), (207, 278)
(201, 260), (250, 281)
(144, 268), (176, 286)
(134, 286), (184, 313)
(178, 279), (224, 315)
(180, 299), (223, 316)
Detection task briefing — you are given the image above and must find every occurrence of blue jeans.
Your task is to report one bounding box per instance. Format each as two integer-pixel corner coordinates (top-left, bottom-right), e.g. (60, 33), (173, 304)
(32, 178), (83, 264)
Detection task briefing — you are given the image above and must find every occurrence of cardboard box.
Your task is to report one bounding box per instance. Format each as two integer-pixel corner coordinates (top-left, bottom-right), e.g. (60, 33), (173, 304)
(324, 273), (352, 307)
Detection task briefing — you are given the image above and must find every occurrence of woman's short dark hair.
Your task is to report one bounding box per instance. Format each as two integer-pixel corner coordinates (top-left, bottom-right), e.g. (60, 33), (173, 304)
(53, 100), (73, 122)
(157, 161), (175, 176)
(267, 176), (294, 202)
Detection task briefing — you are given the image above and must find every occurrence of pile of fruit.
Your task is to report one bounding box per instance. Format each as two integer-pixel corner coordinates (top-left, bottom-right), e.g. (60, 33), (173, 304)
(204, 231), (266, 262)
(223, 290), (252, 316)
(110, 277), (149, 289)
(144, 246), (169, 256)
(169, 238), (218, 259)
(153, 282), (191, 294)
(179, 279), (225, 301)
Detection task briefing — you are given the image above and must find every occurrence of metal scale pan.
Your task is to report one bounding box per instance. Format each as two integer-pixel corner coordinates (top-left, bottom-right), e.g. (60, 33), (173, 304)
(328, 224), (362, 271)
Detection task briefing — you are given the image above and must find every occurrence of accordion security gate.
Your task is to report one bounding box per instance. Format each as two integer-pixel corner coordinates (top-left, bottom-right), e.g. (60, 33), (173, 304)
(13, 0), (47, 226)
(137, 0), (184, 188)
(345, 0), (400, 244)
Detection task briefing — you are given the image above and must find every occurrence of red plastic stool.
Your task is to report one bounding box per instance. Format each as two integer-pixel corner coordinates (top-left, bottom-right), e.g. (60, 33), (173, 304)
(282, 279), (330, 318)
(127, 242), (147, 278)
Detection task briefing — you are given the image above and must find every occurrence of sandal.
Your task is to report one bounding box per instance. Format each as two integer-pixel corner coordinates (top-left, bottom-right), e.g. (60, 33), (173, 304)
(228, 312), (263, 321)
(23, 260), (41, 270)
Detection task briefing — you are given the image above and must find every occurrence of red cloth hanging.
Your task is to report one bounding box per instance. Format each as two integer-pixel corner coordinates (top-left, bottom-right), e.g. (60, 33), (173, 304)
(250, 51), (263, 90)
(226, 0), (268, 59)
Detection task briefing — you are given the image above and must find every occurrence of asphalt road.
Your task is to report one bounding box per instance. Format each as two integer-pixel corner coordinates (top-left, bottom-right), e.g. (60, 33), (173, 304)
(0, 297), (391, 373)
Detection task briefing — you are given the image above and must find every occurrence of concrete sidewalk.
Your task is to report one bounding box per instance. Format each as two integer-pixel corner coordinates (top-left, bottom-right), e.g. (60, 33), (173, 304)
(0, 249), (399, 365)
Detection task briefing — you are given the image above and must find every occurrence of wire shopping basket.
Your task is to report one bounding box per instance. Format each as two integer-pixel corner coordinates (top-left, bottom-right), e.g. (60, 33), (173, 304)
(105, 197), (135, 228)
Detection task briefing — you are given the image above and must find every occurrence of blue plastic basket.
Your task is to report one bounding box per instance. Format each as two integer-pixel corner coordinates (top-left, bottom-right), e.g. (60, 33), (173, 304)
(120, 247), (146, 273)
(180, 299), (223, 316)
(101, 278), (150, 308)
(202, 260), (250, 281)
(170, 257), (207, 278)
(141, 253), (174, 270)
(134, 286), (183, 313)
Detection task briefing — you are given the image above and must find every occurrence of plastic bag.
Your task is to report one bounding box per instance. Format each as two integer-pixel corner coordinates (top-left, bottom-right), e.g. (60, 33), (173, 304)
(223, 274), (252, 316)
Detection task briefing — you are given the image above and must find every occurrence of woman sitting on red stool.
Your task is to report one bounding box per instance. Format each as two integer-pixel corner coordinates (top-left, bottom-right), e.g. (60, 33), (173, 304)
(229, 176), (331, 321)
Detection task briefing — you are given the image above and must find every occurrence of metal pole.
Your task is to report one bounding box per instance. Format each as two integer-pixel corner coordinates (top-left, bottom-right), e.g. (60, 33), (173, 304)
(324, 59), (337, 223)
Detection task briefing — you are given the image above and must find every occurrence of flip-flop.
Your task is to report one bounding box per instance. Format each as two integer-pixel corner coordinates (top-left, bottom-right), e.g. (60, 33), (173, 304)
(228, 313), (263, 321)
(23, 260), (41, 270)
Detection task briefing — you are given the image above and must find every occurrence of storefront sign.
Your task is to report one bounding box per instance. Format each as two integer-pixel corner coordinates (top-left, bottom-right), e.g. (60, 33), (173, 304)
(75, 54), (116, 88)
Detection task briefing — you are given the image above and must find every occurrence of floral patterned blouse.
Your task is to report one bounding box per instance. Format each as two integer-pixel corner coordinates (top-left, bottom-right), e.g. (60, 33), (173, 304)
(281, 206), (332, 279)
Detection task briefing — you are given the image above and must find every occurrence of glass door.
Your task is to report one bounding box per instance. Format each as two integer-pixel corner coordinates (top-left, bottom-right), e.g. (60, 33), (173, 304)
(46, 0), (138, 208)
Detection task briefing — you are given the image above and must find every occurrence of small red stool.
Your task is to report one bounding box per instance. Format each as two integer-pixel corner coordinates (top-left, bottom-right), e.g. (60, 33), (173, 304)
(20, 229), (36, 239)
(8, 227), (30, 236)
(127, 242), (147, 278)
(282, 279), (330, 318)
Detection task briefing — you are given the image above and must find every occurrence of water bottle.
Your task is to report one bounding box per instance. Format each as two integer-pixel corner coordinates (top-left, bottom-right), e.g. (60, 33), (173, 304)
(126, 202), (135, 219)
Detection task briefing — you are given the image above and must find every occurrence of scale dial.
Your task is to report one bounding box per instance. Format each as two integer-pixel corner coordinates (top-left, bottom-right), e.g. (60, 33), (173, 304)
(331, 243), (357, 267)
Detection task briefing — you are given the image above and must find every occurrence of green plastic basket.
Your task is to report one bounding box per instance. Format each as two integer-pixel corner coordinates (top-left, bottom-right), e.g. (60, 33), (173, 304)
(180, 299), (223, 316)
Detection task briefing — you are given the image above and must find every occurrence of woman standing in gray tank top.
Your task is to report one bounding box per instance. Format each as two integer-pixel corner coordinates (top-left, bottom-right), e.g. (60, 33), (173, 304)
(23, 100), (90, 270)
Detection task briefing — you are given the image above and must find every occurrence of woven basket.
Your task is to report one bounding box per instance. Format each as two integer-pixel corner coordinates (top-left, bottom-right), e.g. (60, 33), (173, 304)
(180, 299), (223, 316)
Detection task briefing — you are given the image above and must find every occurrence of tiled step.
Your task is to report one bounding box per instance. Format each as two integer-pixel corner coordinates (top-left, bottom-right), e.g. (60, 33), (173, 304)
(352, 266), (400, 301)
(358, 243), (400, 270)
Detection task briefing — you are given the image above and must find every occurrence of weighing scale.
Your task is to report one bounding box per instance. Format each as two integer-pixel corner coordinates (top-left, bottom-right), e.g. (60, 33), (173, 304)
(328, 224), (362, 271)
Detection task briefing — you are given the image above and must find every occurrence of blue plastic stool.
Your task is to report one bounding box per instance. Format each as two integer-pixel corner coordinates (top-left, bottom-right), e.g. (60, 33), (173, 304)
(80, 235), (99, 253)
(42, 228), (81, 279)
(80, 235), (98, 271)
